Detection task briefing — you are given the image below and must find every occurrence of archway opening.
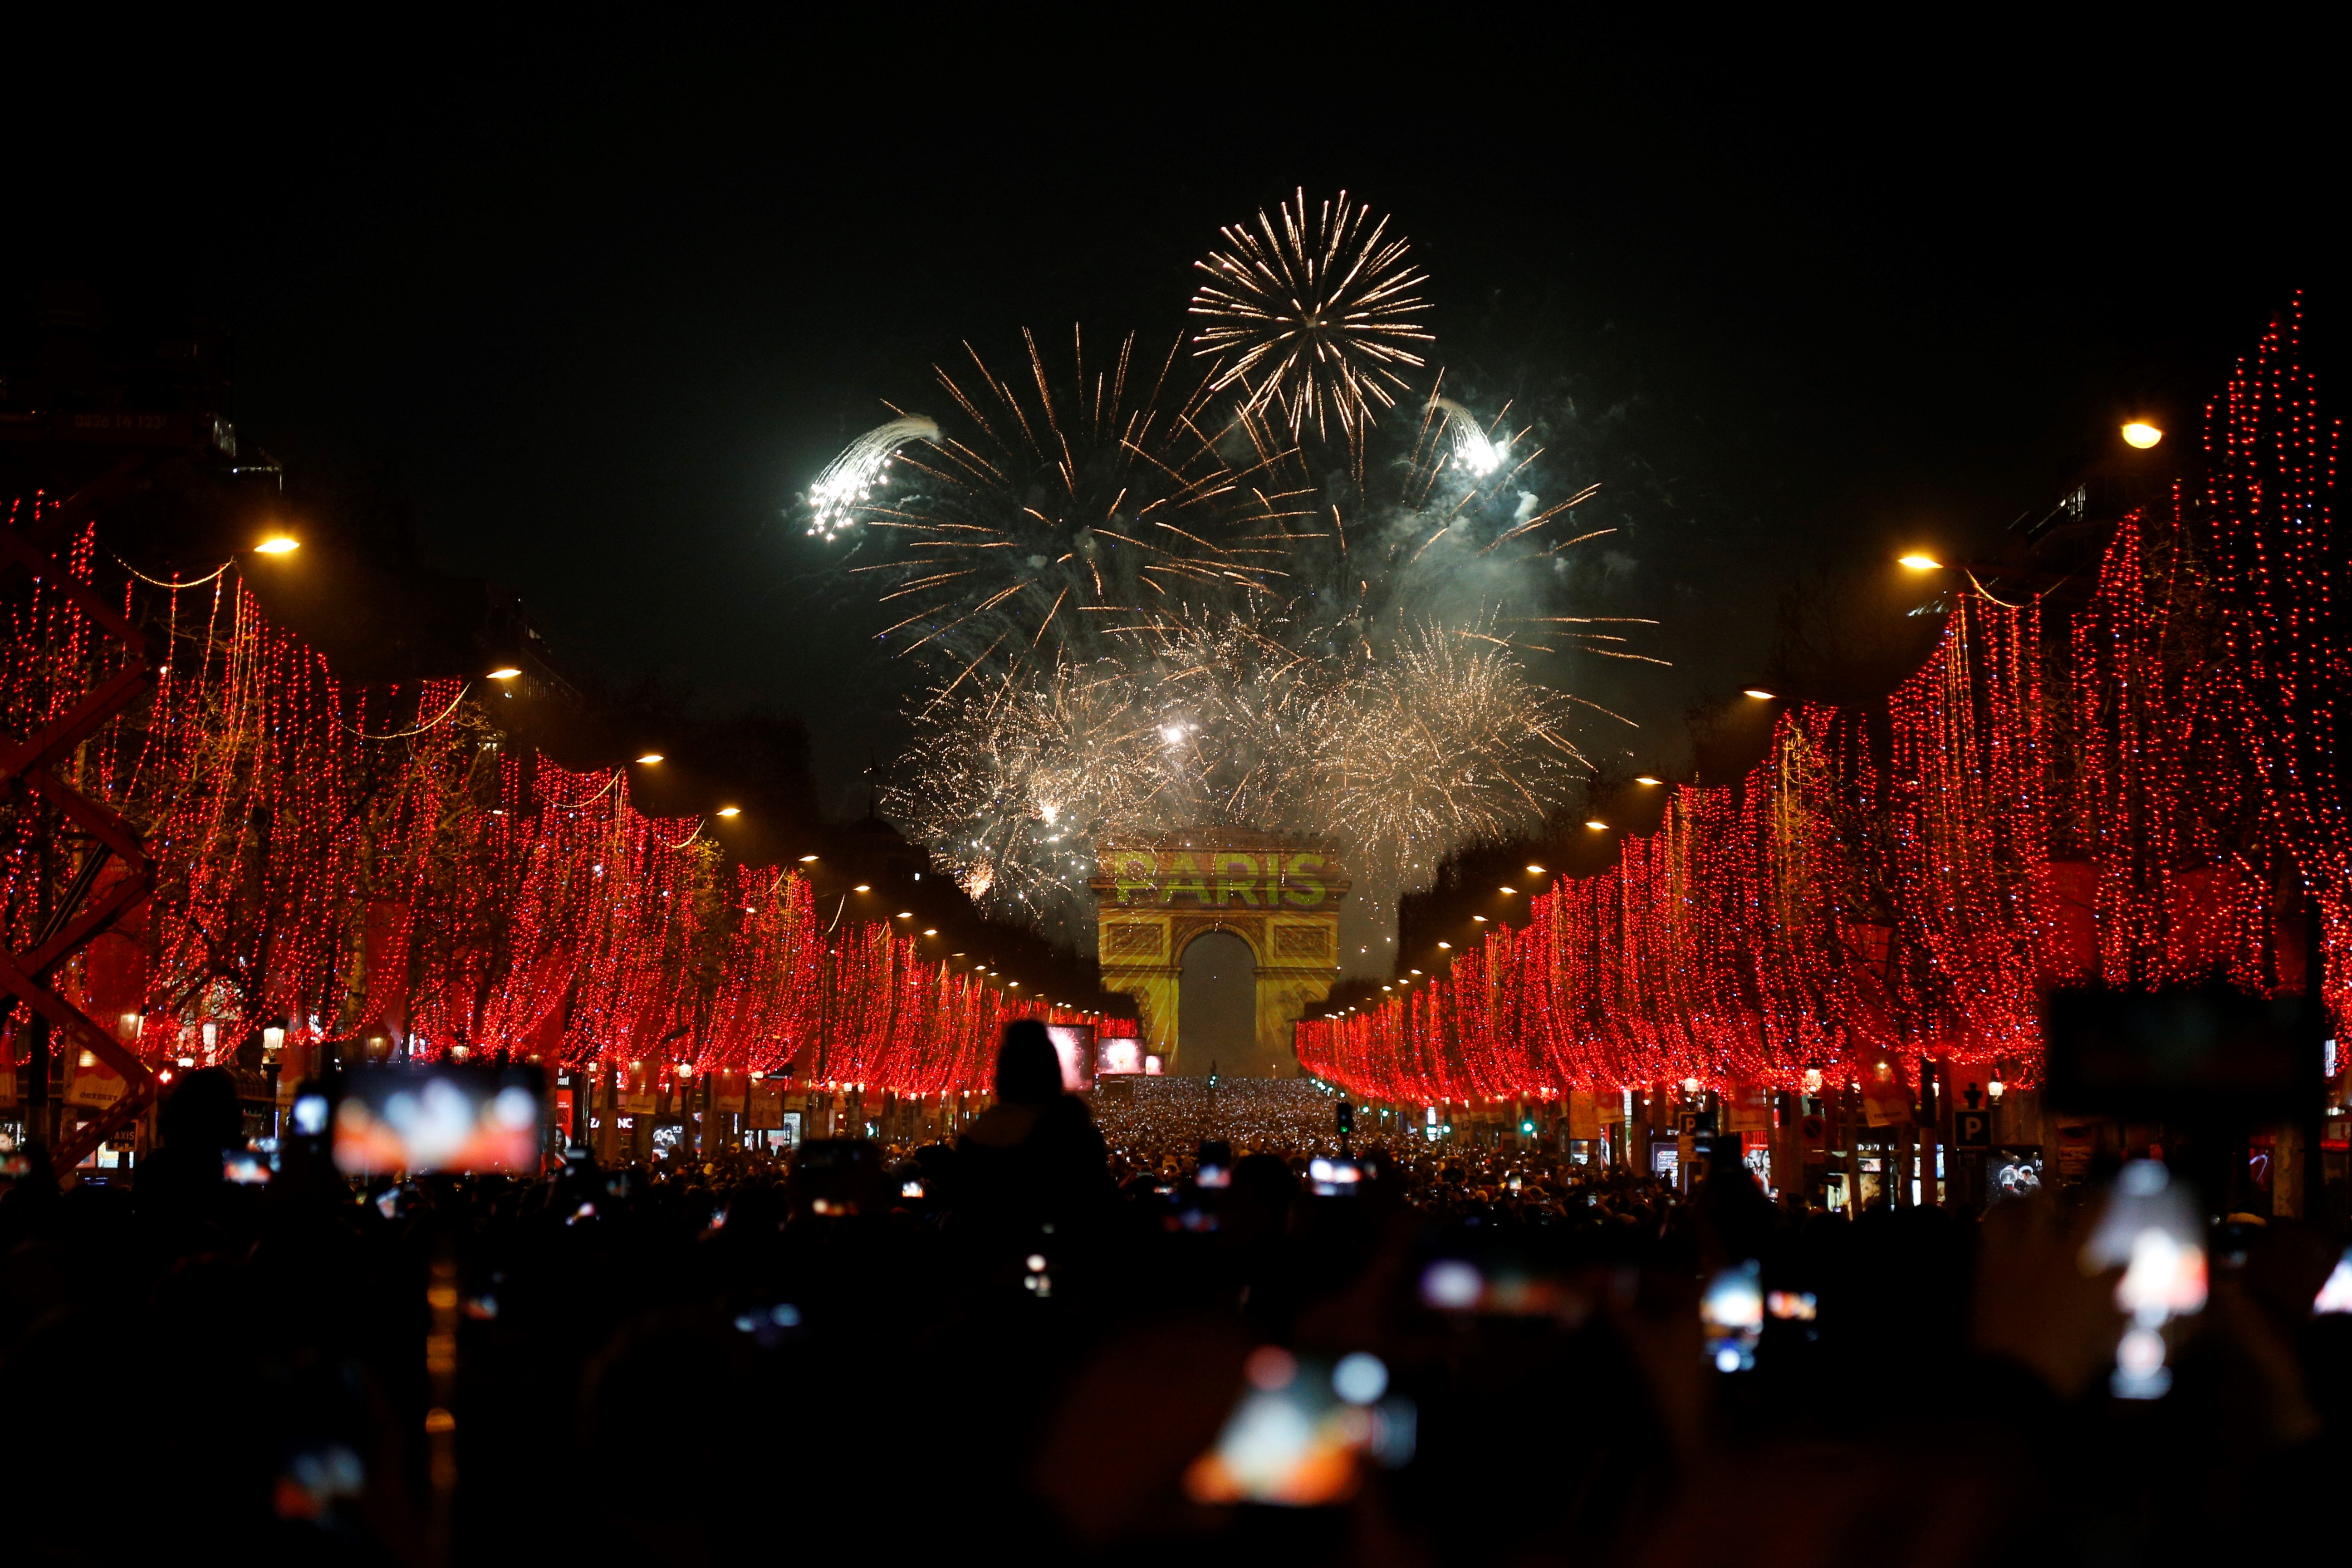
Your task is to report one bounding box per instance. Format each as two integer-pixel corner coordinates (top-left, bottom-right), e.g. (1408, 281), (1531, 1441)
(1176, 930), (1257, 1077)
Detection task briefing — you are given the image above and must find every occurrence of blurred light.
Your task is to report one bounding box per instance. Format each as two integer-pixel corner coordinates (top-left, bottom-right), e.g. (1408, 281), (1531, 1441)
(1436, 941), (1451, 949)
(1526, 863), (1547, 873)
(1898, 553), (1943, 571)
(853, 884), (871, 892)
(799, 854), (818, 862)
(1332, 1352), (1389, 1404)
(486, 667), (522, 681)
(2122, 421), (2164, 449)
(253, 535), (300, 555)
(896, 911), (913, 919)
(1245, 1345), (1299, 1391)
(1634, 775), (1662, 785)
(1471, 915), (1488, 923)
(716, 806), (740, 818)
(1585, 818), (1609, 830)
(1743, 688), (1776, 700)
(1499, 885), (1517, 894)
(636, 753), (663, 764)
(923, 928), (938, 936)
(1421, 1259), (1482, 1310)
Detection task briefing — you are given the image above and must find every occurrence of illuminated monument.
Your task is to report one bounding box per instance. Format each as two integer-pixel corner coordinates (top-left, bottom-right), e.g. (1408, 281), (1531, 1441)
(1088, 833), (1348, 1075)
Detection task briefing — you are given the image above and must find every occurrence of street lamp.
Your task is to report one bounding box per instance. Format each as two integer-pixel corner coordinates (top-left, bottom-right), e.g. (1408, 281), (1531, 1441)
(1742, 688), (1776, 701)
(486, 667), (522, 681)
(636, 752), (664, 764)
(716, 806), (741, 818)
(1633, 776), (1662, 786)
(1898, 553), (1943, 571)
(2121, 421), (2163, 450)
(254, 535), (300, 555)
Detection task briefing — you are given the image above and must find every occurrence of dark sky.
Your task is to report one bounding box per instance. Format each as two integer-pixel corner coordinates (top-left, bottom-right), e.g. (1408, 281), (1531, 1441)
(22, 31), (2340, 818)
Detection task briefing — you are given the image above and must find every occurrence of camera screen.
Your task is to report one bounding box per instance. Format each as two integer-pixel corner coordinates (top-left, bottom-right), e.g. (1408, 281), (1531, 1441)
(333, 1064), (545, 1176)
(1309, 1156), (1362, 1196)
(1183, 1348), (1414, 1506)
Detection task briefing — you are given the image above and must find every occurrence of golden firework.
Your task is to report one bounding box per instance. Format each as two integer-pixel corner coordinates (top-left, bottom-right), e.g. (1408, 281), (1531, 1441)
(1190, 189), (1433, 446)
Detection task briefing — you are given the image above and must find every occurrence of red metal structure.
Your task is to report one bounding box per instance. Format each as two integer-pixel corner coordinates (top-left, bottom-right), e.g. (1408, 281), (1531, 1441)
(1, 463), (161, 1175)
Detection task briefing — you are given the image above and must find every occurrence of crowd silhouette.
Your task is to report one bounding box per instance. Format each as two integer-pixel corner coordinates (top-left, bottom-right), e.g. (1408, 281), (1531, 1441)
(2, 1019), (2346, 1567)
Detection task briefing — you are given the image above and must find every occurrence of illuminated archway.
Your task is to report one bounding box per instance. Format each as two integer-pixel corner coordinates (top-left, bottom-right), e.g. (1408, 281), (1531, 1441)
(1089, 834), (1348, 1075)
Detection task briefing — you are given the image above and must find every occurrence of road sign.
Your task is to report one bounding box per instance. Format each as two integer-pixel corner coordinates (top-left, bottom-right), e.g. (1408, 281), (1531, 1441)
(1954, 1109), (1993, 1150)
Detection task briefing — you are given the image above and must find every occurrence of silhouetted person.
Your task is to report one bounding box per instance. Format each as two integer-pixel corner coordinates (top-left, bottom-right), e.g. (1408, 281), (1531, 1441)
(133, 1067), (250, 1249)
(953, 1021), (1110, 1255)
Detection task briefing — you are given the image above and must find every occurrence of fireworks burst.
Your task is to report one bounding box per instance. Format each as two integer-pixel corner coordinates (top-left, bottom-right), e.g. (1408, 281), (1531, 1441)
(884, 658), (1178, 931)
(809, 329), (1311, 700)
(805, 196), (1669, 946)
(805, 416), (939, 541)
(1305, 627), (1592, 890)
(888, 617), (1601, 930)
(1432, 397), (1505, 477)
(1190, 189), (1432, 446)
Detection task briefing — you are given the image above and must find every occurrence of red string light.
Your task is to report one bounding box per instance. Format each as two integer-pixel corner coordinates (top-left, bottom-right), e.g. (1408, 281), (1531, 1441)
(1300, 307), (2344, 1104)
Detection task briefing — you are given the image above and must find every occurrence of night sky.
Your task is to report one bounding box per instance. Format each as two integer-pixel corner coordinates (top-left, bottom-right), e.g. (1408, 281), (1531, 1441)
(20, 36), (2339, 820)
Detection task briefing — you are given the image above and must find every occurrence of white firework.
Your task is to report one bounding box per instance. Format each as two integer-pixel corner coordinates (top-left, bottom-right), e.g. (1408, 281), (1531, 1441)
(805, 416), (940, 540)
(1432, 396), (1506, 477)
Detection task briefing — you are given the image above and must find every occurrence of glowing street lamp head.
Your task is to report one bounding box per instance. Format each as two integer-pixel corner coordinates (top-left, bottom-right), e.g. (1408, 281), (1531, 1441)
(1742, 688), (1776, 701)
(715, 806), (741, 818)
(486, 667), (523, 681)
(1898, 553), (1943, 571)
(636, 752), (664, 764)
(2121, 421), (2163, 450)
(1634, 776), (1663, 786)
(254, 535), (301, 555)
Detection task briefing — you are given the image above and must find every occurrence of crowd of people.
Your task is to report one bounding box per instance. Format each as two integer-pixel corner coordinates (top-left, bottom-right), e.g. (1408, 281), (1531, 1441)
(3, 1019), (2347, 1567)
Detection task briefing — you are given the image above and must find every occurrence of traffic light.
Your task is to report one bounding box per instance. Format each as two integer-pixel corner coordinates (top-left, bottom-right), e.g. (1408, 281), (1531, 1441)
(1336, 1100), (1355, 1136)
(1520, 1115), (1537, 1137)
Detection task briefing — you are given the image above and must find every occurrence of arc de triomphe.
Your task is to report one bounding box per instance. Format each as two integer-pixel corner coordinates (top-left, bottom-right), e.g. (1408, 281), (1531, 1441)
(1088, 834), (1348, 1075)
